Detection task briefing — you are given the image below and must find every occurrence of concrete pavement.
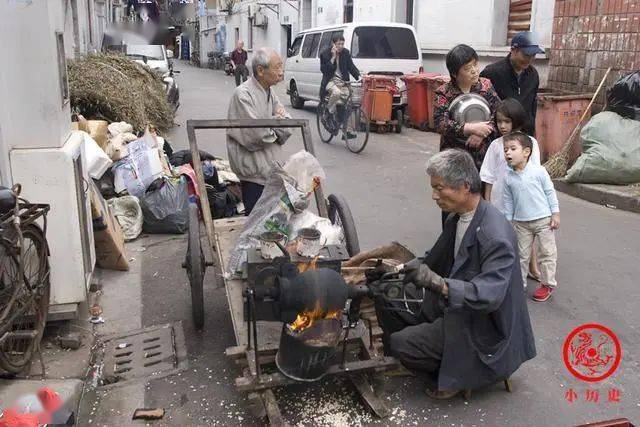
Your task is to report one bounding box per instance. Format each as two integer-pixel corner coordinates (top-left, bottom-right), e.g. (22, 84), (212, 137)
(85, 61), (640, 426)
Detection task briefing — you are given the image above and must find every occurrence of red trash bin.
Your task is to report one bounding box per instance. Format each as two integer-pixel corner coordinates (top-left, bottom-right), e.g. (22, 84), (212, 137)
(535, 91), (593, 164)
(402, 73), (438, 130)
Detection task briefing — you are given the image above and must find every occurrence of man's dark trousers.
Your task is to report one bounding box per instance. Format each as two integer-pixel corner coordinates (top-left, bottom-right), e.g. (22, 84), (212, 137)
(235, 64), (249, 87)
(241, 181), (263, 216)
(375, 287), (444, 387)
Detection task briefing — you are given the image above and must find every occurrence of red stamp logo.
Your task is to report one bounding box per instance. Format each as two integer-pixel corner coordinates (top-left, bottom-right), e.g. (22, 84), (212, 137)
(563, 323), (622, 382)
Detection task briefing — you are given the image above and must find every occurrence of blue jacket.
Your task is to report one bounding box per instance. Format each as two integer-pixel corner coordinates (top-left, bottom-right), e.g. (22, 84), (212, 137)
(424, 200), (537, 390)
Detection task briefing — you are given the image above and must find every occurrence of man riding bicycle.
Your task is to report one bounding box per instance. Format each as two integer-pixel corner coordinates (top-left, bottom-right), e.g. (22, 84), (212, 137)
(320, 35), (360, 138)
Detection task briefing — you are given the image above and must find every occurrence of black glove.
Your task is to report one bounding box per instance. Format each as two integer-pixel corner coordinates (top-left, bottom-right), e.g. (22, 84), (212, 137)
(401, 259), (446, 295)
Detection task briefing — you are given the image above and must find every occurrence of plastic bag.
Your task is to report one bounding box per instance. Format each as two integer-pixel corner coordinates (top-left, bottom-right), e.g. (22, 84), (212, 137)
(111, 136), (164, 198)
(566, 111), (640, 184)
(77, 131), (112, 179)
(108, 196), (143, 241)
(227, 152), (326, 275)
(289, 210), (344, 246)
(283, 151), (326, 194)
(140, 177), (189, 234)
(605, 71), (640, 121)
(207, 184), (239, 219)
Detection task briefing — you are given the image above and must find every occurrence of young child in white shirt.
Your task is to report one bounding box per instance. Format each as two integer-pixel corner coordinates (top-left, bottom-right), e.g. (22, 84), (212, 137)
(480, 98), (542, 284)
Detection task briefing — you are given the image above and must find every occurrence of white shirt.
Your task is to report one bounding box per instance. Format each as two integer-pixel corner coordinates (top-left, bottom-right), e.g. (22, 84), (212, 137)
(480, 135), (541, 213)
(455, 209), (476, 258)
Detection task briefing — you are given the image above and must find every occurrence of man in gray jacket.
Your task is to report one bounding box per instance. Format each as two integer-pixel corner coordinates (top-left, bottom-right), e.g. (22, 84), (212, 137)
(227, 47), (291, 215)
(375, 149), (536, 399)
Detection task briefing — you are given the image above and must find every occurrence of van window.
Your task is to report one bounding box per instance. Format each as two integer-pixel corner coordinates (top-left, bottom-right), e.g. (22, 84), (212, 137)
(289, 35), (303, 57)
(351, 27), (419, 59)
(301, 33), (321, 58)
(318, 30), (344, 57)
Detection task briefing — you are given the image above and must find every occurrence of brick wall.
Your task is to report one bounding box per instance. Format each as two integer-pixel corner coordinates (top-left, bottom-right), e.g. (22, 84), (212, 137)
(549, 0), (640, 95)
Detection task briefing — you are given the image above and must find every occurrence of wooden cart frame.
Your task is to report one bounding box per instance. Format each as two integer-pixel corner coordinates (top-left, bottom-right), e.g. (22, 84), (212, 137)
(184, 119), (398, 425)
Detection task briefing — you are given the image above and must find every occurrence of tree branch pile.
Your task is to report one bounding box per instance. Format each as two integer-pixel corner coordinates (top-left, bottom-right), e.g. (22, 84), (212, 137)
(68, 53), (174, 132)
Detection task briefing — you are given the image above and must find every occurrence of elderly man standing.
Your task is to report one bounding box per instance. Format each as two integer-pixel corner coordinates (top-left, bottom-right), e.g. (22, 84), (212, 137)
(227, 47), (291, 215)
(230, 40), (249, 87)
(374, 149), (536, 399)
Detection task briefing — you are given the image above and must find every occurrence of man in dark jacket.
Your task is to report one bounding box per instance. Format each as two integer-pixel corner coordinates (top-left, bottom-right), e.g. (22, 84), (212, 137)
(319, 35), (360, 117)
(480, 32), (544, 135)
(375, 149), (536, 399)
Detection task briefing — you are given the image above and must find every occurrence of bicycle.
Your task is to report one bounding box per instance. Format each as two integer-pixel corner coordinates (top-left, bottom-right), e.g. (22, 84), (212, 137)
(0, 184), (51, 375)
(316, 80), (370, 154)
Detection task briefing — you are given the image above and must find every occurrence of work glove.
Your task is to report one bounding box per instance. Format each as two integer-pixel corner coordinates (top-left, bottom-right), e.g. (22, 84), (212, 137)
(401, 258), (446, 295)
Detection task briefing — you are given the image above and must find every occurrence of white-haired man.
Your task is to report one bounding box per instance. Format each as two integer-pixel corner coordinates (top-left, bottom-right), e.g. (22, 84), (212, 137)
(375, 149), (536, 399)
(226, 47), (291, 215)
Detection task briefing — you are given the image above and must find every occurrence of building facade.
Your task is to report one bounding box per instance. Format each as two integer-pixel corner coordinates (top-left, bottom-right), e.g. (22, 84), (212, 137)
(218, 0), (299, 60)
(298, 0), (556, 86)
(548, 0), (640, 95)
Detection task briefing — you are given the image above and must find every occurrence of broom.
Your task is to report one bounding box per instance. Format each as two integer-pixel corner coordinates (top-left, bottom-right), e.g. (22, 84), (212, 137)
(544, 67), (612, 178)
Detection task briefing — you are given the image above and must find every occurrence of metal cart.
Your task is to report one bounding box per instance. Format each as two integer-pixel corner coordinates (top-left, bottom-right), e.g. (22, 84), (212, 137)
(182, 118), (398, 425)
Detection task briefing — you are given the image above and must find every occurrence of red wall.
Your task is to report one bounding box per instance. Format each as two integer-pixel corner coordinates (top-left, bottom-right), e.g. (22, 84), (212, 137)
(549, 0), (640, 94)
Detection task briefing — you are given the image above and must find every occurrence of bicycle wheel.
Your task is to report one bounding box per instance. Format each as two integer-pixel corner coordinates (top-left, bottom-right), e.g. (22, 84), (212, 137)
(344, 105), (370, 154)
(316, 101), (335, 143)
(327, 194), (360, 257)
(0, 225), (50, 374)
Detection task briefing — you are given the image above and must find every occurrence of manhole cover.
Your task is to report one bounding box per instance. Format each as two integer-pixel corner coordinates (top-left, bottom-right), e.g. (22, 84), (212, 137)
(98, 322), (188, 388)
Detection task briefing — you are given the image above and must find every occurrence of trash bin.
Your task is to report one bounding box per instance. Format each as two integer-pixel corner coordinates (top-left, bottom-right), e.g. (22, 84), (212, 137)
(426, 75), (451, 130)
(363, 75), (396, 123)
(535, 91), (594, 163)
(365, 89), (393, 122)
(402, 74), (431, 130)
(363, 74), (397, 93)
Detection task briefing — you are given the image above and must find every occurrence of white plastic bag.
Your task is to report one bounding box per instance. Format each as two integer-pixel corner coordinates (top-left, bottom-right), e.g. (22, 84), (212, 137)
(108, 196), (143, 241)
(76, 131), (112, 180)
(112, 136), (164, 198)
(227, 152), (327, 275)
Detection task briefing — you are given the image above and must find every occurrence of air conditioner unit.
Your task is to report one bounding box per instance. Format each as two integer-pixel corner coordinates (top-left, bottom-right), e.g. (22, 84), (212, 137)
(10, 131), (95, 319)
(253, 11), (268, 27)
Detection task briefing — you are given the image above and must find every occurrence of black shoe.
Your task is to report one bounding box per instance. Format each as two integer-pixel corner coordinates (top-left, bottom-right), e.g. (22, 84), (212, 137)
(345, 131), (358, 139)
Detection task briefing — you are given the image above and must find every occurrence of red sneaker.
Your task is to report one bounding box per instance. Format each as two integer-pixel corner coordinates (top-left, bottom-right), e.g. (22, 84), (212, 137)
(532, 284), (554, 302)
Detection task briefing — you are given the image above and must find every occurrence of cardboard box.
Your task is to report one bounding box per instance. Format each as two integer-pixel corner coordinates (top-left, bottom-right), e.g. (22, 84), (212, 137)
(90, 183), (129, 271)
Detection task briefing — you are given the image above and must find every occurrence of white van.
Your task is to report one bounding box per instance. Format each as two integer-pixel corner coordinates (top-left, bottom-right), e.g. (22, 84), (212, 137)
(284, 22), (422, 109)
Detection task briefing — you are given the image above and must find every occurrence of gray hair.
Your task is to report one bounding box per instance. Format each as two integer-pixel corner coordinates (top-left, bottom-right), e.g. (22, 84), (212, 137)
(251, 47), (276, 76)
(425, 149), (482, 193)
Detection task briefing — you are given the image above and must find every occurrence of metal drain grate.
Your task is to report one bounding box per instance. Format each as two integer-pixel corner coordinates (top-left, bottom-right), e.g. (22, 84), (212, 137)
(99, 322), (188, 388)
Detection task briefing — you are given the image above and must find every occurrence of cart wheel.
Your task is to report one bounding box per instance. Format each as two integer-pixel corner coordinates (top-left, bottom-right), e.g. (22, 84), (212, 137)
(327, 194), (360, 256)
(185, 203), (205, 329)
(395, 110), (403, 134)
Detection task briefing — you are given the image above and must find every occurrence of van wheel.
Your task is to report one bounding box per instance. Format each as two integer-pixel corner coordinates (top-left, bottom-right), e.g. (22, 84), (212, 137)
(290, 82), (305, 109)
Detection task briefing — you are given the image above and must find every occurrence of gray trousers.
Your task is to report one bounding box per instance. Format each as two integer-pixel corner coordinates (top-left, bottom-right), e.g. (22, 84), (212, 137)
(375, 288), (444, 387)
(234, 64), (249, 87)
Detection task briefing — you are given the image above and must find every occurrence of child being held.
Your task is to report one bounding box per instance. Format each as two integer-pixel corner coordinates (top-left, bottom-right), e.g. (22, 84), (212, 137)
(503, 132), (560, 302)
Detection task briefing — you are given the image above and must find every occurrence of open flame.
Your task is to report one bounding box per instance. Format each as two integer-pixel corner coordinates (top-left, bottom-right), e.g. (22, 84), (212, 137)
(288, 301), (341, 332)
(297, 256), (319, 274)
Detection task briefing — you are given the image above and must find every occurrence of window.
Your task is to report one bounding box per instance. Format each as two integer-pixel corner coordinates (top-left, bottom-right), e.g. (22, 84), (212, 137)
(344, 0), (353, 23)
(56, 32), (69, 104)
(289, 35), (303, 57)
(235, 27), (240, 45)
(351, 27), (418, 59)
(406, 0), (414, 26)
(247, 18), (253, 49)
(125, 45), (165, 60)
(301, 33), (321, 58)
(318, 30), (344, 57)
(508, 0), (532, 43)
